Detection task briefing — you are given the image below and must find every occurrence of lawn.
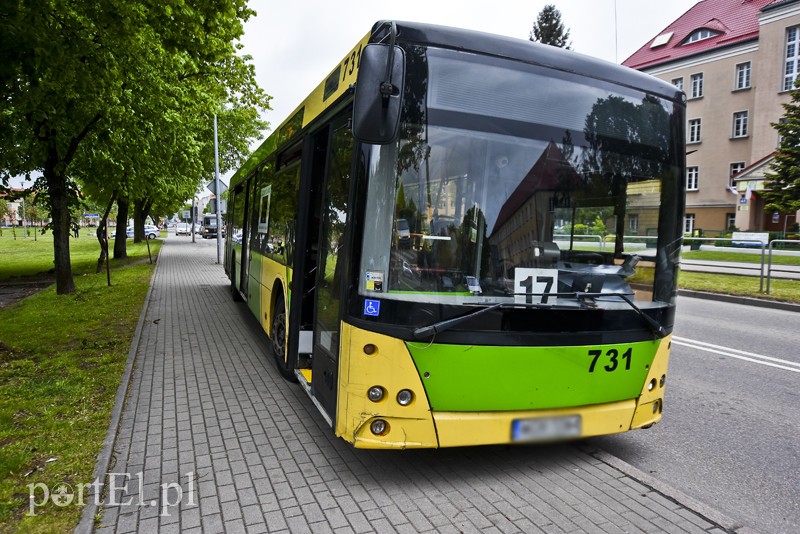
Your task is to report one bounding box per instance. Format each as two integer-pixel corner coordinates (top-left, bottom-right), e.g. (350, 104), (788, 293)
(0, 228), (162, 282)
(679, 271), (800, 303)
(682, 249), (800, 265)
(0, 233), (160, 533)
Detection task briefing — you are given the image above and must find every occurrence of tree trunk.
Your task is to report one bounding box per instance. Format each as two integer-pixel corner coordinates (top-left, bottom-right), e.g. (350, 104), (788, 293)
(44, 148), (75, 294)
(114, 196), (129, 259)
(96, 192), (116, 273)
(133, 198), (146, 243)
(132, 198), (154, 243)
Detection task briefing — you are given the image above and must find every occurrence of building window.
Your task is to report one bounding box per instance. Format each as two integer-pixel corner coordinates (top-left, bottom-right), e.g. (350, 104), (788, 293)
(726, 213), (736, 230)
(672, 77), (684, 91)
(684, 29), (720, 44)
(735, 62), (751, 90)
(690, 73), (704, 98)
(686, 167), (699, 191)
(733, 111), (749, 138)
(777, 117), (788, 146)
(684, 214), (696, 235)
(688, 118), (702, 143)
(784, 27), (800, 91)
(729, 162), (746, 187)
(629, 214), (639, 232)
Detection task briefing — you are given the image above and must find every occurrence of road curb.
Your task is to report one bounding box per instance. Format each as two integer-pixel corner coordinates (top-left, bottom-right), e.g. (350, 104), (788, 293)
(580, 444), (760, 534)
(75, 248), (162, 534)
(677, 288), (800, 313)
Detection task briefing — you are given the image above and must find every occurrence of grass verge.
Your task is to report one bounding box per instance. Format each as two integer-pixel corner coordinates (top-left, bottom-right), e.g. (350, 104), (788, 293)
(682, 249), (800, 265)
(0, 229), (162, 281)
(0, 240), (160, 533)
(679, 270), (800, 303)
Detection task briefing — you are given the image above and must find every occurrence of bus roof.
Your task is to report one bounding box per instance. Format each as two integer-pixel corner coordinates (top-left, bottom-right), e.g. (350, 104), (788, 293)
(231, 21), (683, 189)
(383, 21), (682, 101)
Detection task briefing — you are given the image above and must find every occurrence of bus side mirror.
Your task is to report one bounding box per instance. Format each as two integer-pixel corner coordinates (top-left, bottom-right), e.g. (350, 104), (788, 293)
(352, 43), (405, 145)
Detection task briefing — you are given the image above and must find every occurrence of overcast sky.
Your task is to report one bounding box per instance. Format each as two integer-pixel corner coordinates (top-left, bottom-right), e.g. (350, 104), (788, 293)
(242, 0), (699, 136)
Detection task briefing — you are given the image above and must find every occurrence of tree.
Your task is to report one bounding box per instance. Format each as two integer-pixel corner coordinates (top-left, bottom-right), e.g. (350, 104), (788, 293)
(1, 1), (269, 294)
(529, 5), (572, 49)
(0, 199), (9, 224)
(765, 82), (800, 214)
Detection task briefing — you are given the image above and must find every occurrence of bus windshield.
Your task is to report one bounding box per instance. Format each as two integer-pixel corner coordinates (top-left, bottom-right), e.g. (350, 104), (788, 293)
(359, 46), (683, 309)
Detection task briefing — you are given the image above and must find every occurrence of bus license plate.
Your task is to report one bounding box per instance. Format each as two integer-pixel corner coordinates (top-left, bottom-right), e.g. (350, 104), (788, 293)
(512, 415), (582, 442)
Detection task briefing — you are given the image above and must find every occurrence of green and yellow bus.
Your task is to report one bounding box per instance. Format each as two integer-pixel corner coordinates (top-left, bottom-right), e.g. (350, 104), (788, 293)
(225, 21), (685, 449)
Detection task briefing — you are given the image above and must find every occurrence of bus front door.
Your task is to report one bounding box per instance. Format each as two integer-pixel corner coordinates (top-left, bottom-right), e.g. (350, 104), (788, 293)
(311, 117), (353, 422)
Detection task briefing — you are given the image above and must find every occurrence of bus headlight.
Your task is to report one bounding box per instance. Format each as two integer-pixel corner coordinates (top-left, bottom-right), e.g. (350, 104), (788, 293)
(396, 389), (414, 406)
(370, 419), (389, 435)
(367, 386), (385, 402)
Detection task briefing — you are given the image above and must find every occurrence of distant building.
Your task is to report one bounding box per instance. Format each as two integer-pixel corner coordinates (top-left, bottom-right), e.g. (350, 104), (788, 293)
(0, 188), (25, 227)
(623, 0), (800, 235)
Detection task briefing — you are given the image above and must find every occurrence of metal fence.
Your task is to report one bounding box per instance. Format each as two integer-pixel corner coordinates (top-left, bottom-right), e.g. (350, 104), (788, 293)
(554, 234), (799, 294)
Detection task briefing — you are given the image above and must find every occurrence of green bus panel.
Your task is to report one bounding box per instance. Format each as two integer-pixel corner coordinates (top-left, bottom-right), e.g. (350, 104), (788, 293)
(407, 340), (660, 411)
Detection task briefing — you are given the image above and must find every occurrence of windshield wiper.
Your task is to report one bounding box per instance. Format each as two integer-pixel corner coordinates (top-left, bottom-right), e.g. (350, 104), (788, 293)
(412, 301), (571, 339)
(606, 292), (667, 338)
(412, 303), (503, 339)
(411, 292), (666, 340)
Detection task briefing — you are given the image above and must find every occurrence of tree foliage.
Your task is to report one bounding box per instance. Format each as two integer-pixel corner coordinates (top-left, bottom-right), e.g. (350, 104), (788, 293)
(529, 4), (572, 49)
(765, 82), (800, 214)
(1, 0), (269, 293)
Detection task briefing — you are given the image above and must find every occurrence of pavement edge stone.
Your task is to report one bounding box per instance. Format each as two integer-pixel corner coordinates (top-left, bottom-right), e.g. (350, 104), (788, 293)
(677, 289), (800, 312)
(74, 247), (163, 534)
(579, 444), (759, 534)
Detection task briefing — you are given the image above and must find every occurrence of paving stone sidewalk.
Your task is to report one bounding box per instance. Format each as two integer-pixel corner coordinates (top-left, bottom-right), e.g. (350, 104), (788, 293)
(85, 237), (746, 534)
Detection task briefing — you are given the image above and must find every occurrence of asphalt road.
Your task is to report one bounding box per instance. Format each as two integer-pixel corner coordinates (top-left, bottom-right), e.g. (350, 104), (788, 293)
(588, 296), (800, 534)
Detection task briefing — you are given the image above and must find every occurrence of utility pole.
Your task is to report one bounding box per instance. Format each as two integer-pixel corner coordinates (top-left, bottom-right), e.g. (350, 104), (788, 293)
(191, 196), (196, 244)
(21, 196), (27, 238)
(214, 115), (222, 264)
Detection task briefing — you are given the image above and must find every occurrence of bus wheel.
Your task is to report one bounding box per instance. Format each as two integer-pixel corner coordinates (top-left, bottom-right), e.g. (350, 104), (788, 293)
(271, 298), (297, 382)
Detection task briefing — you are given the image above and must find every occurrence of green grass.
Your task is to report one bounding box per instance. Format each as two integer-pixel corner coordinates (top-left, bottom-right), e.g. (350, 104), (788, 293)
(0, 236), (160, 533)
(0, 228), (161, 281)
(682, 249), (800, 265)
(678, 271), (800, 303)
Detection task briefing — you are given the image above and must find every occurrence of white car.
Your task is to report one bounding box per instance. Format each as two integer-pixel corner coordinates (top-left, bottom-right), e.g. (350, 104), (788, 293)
(110, 225), (159, 239)
(175, 223), (191, 236)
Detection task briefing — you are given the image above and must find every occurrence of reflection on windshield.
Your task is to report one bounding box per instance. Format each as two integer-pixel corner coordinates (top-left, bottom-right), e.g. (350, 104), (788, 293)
(359, 47), (681, 309)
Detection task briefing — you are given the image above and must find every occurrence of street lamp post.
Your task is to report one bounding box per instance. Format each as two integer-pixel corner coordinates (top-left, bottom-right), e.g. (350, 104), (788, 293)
(213, 114), (222, 264)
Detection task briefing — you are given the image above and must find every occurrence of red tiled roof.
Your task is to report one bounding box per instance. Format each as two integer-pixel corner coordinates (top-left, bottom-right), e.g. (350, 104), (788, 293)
(623, 0), (778, 70)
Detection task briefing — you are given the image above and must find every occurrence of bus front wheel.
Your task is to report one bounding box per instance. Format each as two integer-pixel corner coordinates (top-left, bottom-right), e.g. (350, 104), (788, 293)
(271, 298), (297, 382)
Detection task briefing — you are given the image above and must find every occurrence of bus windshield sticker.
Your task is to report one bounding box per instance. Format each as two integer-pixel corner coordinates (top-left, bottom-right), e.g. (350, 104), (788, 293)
(365, 271), (384, 292)
(514, 268), (558, 305)
(363, 299), (381, 317)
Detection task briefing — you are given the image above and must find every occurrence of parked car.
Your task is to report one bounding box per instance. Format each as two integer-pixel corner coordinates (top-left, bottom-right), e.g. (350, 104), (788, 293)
(110, 225), (159, 239)
(143, 225), (160, 239)
(175, 222), (191, 236)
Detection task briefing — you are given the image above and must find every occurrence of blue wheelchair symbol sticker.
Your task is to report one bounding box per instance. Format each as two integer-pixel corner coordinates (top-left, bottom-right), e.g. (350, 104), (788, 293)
(364, 299), (380, 317)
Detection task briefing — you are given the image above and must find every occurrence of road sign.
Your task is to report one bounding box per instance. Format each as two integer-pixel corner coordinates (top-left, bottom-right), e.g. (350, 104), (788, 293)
(206, 180), (228, 197)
